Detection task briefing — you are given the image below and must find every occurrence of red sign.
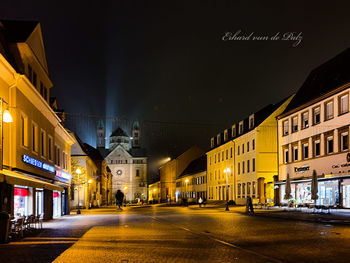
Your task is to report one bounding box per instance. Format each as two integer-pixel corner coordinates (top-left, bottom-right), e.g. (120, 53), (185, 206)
(53, 192), (59, 198)
(14, 188), (28, 197)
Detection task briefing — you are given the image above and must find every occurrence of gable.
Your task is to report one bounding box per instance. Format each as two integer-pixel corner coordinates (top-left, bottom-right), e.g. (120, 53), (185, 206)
(106, 145), (132, 160)
(26, 24), (49, 73)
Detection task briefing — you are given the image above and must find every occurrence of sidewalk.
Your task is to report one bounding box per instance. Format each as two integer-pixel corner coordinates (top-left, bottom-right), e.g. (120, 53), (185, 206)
(187, 203), (350, 225)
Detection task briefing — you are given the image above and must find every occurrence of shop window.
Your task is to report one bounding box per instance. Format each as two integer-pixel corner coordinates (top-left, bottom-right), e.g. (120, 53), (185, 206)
(313, 107), (320, 125)
(21, 114), (28, 147)
(327, 137), (334, 154)
(325, 101), (334, 120)
(302, 111), (309, 129)
(302, 144), (309, 159)
(339, 94), (349, 115)
(283, 120), (289, 136)
(314, 140), (320, 157)
(293, 147), (298, 161)
(252, 158), (255, 172)
(341, 132), (349, 151)
(292, 117), (298, 133)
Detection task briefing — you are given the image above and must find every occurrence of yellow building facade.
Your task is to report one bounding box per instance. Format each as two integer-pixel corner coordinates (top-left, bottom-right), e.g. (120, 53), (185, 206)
(207, 96), (293, 205)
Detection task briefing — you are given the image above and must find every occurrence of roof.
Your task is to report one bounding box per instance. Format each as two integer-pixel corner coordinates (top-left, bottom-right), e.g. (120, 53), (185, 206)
(282, 48), (350, 115)
(179, 155), (207, 177)
(209, 97), (288, 150)
(0, 20), (38, 43)
(111, 127), (128, 137)
(83, 143), (105, 161)
(97, 119), (104, 129)
(129, 147), (147, 158)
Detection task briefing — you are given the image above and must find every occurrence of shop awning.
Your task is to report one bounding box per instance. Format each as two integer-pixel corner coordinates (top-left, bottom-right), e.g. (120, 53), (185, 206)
(0, 169), (63, 191)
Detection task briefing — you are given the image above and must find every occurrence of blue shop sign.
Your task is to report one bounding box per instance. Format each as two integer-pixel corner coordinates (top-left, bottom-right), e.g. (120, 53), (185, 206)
(22, 154), (56, 173)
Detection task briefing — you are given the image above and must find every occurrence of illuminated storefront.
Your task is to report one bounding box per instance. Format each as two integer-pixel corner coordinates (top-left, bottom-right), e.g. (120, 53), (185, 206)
(14, 186), (31, 216)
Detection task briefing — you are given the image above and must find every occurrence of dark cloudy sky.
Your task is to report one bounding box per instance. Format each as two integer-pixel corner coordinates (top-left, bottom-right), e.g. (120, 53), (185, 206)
(1, 1), (350, 180)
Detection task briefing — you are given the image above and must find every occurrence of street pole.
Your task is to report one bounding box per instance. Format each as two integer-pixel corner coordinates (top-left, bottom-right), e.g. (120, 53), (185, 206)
(224, 168), (231, 211)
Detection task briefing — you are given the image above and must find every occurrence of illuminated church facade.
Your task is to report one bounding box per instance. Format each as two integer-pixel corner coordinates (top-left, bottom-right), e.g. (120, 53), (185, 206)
(97, 121), (147, 202)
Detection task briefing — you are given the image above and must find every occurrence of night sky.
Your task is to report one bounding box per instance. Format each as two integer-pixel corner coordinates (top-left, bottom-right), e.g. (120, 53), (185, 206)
(1, 1), (350, 180)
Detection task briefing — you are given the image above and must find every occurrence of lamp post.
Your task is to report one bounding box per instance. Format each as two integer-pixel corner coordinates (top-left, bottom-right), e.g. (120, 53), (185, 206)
(75, 168), (82, 214)
(0, 98), (13, 171)
(88, 179), (92, 209)
(224, 168), (231, 211)
(185, 178), (189, 205)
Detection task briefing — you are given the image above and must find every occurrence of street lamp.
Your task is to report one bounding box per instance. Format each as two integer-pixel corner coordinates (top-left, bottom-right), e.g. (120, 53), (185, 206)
(224, 168), (231, 211)
(0, 98), (13, 171)
(88, 179), (92, 209)
(185, 178), (189, 204)
(75, 168), (82, 214)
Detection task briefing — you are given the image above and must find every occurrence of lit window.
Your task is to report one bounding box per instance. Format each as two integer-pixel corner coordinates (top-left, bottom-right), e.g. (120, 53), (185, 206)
(339, 94), (349, 115)
(32, 123), (39, 153)
(313, 107), (320, 125)
(302, 111), (309, 129)
(325, 101), (333, 120)
(283, 120), (289, 135)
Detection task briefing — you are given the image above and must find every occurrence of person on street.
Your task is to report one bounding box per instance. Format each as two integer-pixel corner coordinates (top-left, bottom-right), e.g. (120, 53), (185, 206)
(246, 196), (254, 214)
(198, 197), (203, 208)
(115, 190), (124, 211)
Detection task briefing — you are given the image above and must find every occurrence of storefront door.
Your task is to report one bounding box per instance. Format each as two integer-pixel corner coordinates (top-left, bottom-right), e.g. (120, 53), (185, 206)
(53, 191), (61, 218)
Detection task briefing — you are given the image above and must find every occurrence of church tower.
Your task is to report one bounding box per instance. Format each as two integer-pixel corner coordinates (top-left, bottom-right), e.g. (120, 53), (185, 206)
(132, 120), (140, 148)
(96, 119), (105, 148)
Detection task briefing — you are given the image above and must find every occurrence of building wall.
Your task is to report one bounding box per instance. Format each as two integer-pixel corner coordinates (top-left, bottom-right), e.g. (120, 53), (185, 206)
(149, 181), (161, 203)
(175, 171), (207, 203)
(278, 87), (350, 181)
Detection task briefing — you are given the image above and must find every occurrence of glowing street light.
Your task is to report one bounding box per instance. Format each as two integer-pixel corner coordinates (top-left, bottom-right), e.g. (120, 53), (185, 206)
(0, 98), (13, 171)
(224, 168), (231, 211)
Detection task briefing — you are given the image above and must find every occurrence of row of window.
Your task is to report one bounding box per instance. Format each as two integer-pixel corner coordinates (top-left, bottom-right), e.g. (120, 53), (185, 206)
(110, 159), (145, 164)
(237, 182), (256, 198)
(21, 114), (67, 169)
(27, 64), (49, 101)
(237, 158), (256, 175)
(283, 93), (349, 136)
(283, 131), (349, 163)
(237, 139), (255, 155)
(211, 115), (255, 148)
(176, 176), (206, 187)
(210, 168), (233, 181)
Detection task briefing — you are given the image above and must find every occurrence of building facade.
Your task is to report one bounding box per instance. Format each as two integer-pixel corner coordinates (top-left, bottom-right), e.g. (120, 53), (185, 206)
(148, 181), (161, 204)
(159, 145), (204, 203)
(207, 97), (293, 205)
(0, 21), (74, 220)
(277, 49), (350, 208)
(175, 155), (207, 203)
(100, 124), (147, 203)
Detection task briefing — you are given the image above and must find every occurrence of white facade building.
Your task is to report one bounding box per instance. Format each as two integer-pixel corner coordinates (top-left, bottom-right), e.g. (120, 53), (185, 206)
(277, 48), (350, 208)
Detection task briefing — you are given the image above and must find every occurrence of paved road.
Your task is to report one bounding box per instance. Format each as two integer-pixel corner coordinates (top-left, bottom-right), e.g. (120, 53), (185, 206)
(1, 206), (350, 262)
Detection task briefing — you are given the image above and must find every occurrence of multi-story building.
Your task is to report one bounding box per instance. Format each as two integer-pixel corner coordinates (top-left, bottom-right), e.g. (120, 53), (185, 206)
(276, 48), (350, 208)
(0, 20), (74, 219)
(207, 97), (293, 205)
(148, 181), (161, 204)
(175, 155), (207, 203)
(159, 145), (204, 203)
(70, 132), (98, 209)
(100, 123), (147, 203)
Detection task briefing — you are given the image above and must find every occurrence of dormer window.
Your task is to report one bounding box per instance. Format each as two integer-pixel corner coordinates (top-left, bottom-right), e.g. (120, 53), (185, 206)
(224, 130), (228, 141)
(249, 114), (254, 130)
(210, 138), (214, 148)
(232, 125), (236, 137)
(217, 134), (221, 145)
(239, 121), (244, 134)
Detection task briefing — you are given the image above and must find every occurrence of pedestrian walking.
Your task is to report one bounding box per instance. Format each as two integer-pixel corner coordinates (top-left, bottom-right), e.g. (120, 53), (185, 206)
(246, 196), (254, 214)
(198, 197), (203, 208)
(115, 190), (124, 211)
